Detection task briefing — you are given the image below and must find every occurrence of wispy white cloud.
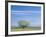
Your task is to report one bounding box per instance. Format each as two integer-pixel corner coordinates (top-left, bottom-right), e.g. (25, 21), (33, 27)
(11, 10), (41, 14)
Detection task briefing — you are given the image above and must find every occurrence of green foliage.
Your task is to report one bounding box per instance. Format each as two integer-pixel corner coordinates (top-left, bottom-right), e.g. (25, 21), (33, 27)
(18, 20), (30, 28)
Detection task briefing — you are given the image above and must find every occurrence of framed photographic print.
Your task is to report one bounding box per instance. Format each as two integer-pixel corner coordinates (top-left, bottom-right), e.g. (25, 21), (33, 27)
(5, 1), (45, 36)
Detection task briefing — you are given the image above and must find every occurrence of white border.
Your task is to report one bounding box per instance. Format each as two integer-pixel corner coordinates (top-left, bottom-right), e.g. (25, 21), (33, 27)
(8, 2), (43, 35)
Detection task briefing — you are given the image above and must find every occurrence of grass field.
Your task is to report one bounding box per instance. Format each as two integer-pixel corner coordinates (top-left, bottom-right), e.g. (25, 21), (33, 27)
(11, 26), (41, 32)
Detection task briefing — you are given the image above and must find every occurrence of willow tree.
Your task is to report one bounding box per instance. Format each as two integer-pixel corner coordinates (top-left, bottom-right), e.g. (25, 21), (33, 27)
(18, 20), (29, 29)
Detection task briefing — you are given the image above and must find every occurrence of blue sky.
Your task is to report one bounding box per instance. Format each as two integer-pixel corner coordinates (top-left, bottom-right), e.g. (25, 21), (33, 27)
(11, 5), (41, 27)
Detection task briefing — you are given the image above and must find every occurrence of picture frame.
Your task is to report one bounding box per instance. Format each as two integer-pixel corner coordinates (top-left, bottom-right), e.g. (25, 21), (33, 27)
(5, 1), (45, 36)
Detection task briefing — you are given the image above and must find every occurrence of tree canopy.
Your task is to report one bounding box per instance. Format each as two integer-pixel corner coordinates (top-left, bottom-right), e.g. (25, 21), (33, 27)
(18, 20), (30, 28)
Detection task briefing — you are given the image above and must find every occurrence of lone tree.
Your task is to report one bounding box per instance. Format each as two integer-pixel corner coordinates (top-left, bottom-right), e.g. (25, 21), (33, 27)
(18, 20), (29, 29)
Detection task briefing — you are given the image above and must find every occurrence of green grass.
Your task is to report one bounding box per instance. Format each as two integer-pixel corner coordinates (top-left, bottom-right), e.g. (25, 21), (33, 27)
(11, 27), (41, 32)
